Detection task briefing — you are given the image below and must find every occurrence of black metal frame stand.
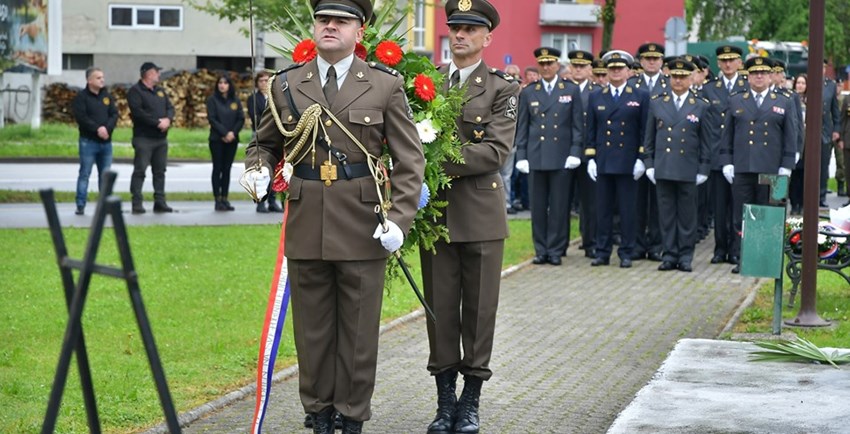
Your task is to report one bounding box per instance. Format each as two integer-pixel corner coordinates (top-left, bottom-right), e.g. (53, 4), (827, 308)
(39, 171), (181, 433)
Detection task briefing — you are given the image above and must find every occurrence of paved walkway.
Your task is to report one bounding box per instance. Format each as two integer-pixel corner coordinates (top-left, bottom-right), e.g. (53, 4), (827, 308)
(156, 237), (756, 434)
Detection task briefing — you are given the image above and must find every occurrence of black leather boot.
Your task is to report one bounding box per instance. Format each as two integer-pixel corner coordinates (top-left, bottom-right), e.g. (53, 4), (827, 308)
(453, 375), (482, 434)
(309, 407), (334, 434)
(215, 196), (226, 211)
(839, 180), (846, 197)
(221, 196), (235, 211)
(341, 417), (363, 434)
(427, 370), (457, 434)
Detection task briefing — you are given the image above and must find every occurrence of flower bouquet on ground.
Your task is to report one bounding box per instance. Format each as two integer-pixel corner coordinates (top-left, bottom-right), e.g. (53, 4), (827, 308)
(270, 1), (466, 276)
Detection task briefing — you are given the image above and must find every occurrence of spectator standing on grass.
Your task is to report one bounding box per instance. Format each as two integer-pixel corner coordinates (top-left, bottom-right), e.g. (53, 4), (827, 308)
(247, 70), (284, 213)
(71, 66), (117, 216)
(127, 61), (175, 214)
(206, 74), (244, 211)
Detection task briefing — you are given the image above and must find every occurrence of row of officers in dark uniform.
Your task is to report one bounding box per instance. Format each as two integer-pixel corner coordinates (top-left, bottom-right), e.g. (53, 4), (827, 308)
(514, 42), (834, 274)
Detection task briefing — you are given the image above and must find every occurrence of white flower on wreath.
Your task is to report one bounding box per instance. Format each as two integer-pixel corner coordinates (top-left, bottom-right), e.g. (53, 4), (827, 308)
(416, 118), (439, 144)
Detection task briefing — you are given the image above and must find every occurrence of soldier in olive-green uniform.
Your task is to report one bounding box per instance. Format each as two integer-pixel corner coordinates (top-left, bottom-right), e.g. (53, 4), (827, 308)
(243, 0), (425, 432)
(421, 1), (519, 433)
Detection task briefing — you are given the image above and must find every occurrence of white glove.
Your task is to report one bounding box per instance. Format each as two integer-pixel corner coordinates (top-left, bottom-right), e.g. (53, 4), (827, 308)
(795, 152), (801, 164)
(696, 174), (708, 185)
(515, 159), (530, 174)
(372, 219), (404, 253)
(722, 164), (734, 185)
(645, 168), (656, 184)
(239, 165), (270, 201)
(565, 156), (581, 170)
(587, 159), (597, 181)
(633, 159), (646, 180)
(778, 167), (792, 177)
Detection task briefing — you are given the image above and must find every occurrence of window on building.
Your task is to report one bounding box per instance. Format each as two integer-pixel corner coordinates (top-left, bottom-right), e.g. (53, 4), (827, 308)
(109, 5), (183, 30)
(62, 54), (94, 71)
(440, 37), (451, 64)
(541, 33), (592, 61)
(413, 0), (426, 51)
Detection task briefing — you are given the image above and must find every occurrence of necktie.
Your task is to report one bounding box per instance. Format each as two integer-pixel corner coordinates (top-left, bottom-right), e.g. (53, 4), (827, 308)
(756, 93), (763, 108)
(675, 96), (682, 111)
(613, 88), (620, 101)
(649, 77), (655, 92)
(450, 70), (460, 88)
(546, 83), (552, 95)
(323, 66), (338, 105)
(727, 80), (733, 93)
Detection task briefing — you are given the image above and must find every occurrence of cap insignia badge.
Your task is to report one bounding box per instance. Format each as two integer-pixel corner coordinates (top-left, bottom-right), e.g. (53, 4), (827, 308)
(459, 0), (472, 12)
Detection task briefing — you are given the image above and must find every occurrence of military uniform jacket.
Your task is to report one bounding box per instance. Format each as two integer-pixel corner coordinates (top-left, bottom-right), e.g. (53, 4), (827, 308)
(772, 87), (803, 154)
(643, 92), (713, 182)
(585, 84), (650, 175)
(719, 90), (796, 173)
(514, 77), (583, 170)
(438, 62), (520, 243)
(629, 74), (669, 97)
(702, 75), (749, 170)
(840, 95), (850, 142)
(821, 79), (841, 144)
(246, 57), (425, 261)
(577, 81), (600, 159)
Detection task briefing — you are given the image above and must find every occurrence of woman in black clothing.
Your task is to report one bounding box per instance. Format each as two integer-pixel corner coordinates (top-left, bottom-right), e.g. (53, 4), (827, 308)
(206, 74), (244, 211)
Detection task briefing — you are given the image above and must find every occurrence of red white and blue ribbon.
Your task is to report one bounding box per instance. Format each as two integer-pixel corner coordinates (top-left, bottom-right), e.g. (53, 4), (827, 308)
(251, 202), (291, 434)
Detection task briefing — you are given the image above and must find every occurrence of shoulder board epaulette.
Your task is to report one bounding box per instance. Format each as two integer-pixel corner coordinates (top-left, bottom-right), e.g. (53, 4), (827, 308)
(489, 68), (514, 81)
(274, 63), (305, 75)
(368, 62), (399, 76)
(652, 93), (664, 100)
(730, 89), (745, 96)
(714, 80), (723, 88)
(697, 96), (710, 104)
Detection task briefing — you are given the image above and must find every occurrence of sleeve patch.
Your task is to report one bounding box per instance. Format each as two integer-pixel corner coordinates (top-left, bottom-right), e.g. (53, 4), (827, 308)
(505, 95), (518, 120)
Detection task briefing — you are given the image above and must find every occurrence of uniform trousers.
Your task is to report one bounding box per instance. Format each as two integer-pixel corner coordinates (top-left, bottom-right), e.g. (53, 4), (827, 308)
(820, 141), (834, 202)
(421, 239), (504, 381)
(635, 177), (662, 257)
(529, 168), (573, 257)
(130, 136), (169, 204)
(595, 174), (637, 260)
(711, 170), (734, 258)
(577, 160), (597, 253)
(656, 179), (698, 264)
(730, 173), (770, 257)
(288, 258), (386, 421)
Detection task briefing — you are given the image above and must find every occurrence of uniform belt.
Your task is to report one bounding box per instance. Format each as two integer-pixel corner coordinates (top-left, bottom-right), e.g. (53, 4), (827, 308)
(293, 162), (371, 181)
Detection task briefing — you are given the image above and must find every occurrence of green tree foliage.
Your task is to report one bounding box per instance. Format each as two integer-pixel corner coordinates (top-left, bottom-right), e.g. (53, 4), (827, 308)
(188, 0), (313, 32)
(686, 0), (850, 65)
(599, 0), (617, 53)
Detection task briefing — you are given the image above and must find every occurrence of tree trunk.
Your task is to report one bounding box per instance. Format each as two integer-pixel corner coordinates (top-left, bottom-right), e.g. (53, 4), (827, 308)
(601, 0), (617, 53)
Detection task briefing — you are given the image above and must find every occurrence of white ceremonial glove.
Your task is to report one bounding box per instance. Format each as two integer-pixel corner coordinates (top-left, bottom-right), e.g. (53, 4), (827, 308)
(795, 152), (801, 164)
(515, 159), (530, 174)
(239, 165), (270, 201)
(696, 174), (708, 185)
(778, 167), (792, 177)
(646, 168), (656, 184)
(633, 159), (646, 180)
(587, 159), (597, 181)
(372, 219), (404, 253)
(565, 156), (581, 170)
(722, 164), (735, 185)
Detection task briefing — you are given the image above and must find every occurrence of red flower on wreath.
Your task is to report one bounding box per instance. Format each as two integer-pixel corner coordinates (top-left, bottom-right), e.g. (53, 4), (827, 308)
(293, 39), (317, 63)
(354, 43), (368, 61)
(414, 73), (436, 102)
(375, 40), (403, 66)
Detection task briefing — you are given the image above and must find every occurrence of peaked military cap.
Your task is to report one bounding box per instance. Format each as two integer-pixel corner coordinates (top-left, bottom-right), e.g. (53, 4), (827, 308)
(535, 47), (561, 63)
(445, 0), (500, 30)
(637, 42), (665, 58)
(696, 55), (710, 70)
(592, 58), (608, 75)
(745, 56), (773, 73)
(603, 50), (634, 68)
(568, 50), (593, 65)
(668, 58), (696, 76)
(772, 58), (786, 73)
(311, 0), (373, 23)
(716, 45), (744, 60)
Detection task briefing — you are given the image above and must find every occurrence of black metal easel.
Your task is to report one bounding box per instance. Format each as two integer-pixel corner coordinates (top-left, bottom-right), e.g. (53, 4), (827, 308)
(39, 171), (181, 433)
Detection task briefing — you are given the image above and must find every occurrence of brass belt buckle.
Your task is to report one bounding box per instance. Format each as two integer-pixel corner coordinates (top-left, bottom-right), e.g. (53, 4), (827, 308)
(320, 160), (337, 186)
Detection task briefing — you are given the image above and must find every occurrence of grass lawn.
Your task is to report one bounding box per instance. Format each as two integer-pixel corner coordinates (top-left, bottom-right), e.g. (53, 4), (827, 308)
(0, 219), (544, 433)
(732, 271), (849, 348)
(0, 123), (253, 161)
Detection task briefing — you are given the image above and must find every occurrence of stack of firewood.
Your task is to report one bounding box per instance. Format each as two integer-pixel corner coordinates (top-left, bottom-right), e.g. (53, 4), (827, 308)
(42, 69), (257, 129)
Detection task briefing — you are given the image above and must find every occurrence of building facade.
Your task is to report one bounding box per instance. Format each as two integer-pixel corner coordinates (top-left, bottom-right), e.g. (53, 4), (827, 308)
(433, 0), (684, 71)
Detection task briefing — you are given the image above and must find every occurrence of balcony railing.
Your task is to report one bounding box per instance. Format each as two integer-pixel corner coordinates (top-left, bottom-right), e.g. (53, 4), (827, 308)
(539, 3), (601, 27)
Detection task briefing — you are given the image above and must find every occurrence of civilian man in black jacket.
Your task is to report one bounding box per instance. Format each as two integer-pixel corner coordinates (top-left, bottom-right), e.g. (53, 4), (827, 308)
(246, 70), (283, 213)
(127, 61), (175, 214)
(72, 66), (118, 215)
